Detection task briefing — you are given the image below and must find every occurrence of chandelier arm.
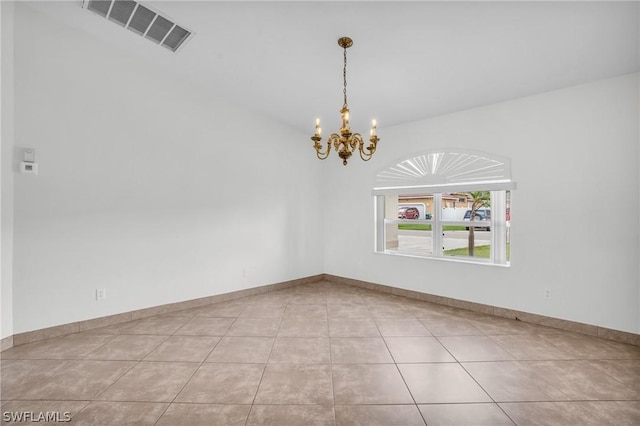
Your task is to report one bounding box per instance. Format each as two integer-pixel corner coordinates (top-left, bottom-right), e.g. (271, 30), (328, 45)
(355, 133), (377, 162)
(312, 136), (331, 160)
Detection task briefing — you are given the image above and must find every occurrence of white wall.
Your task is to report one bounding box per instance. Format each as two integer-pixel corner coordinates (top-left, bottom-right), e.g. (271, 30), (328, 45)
(5, 3), (639, 338)
(10, 4), (323, 334)
(1, 1), (16, 341)
(324, 73), (640, 334)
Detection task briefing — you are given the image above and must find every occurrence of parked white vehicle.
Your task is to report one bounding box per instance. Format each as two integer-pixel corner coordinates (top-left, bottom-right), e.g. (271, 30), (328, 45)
(463, 208), (491, 231)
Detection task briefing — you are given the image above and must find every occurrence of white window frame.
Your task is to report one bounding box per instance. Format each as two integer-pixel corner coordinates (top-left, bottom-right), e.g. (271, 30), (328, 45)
(372, 149), (515, 267)
(374, 190), (510, 266)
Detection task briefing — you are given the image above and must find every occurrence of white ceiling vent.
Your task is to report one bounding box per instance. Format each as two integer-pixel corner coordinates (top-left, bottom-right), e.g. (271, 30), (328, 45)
(83, 0), (192, 53)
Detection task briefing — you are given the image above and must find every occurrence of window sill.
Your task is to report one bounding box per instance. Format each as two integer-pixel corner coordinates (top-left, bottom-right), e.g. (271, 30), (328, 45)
(376, 250), (511, 268)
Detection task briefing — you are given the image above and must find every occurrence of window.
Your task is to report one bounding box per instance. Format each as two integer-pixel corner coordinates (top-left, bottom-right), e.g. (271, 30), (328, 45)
(373, 150), (515, 266)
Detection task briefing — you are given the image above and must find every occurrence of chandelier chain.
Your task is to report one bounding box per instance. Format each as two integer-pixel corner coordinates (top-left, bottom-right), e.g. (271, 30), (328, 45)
(343, 46), (348, 109)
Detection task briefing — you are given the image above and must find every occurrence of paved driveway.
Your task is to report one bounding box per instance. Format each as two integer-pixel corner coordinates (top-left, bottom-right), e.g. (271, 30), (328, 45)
(395, 230), (491, 255)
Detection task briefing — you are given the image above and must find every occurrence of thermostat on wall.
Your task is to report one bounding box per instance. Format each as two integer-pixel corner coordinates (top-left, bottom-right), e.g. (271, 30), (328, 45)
(20, 148), (38, 175)
(20, 161), (38, 175)
(24, 148), (35, 162)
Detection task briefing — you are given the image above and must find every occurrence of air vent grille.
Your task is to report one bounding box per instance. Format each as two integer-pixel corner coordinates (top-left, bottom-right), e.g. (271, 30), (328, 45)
(84, 0), (192, 53)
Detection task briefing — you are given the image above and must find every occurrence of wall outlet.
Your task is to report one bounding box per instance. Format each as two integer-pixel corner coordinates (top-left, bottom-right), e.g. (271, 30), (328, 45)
(544, 289), (552, 300)
(96, 288), (107, 301)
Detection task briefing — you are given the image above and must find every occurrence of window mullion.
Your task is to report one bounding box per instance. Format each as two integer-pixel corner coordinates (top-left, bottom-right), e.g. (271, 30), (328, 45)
(433, 193), (443, 257)
(375, 195), (385, 252)
(491, 191), (507, 264)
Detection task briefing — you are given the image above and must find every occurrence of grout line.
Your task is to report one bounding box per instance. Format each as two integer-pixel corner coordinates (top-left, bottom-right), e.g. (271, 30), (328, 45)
(324, 287), (338, 426)
(374, 316), (428, 426)
(243, 306), (282, 426)
(152, 309), (241, 425)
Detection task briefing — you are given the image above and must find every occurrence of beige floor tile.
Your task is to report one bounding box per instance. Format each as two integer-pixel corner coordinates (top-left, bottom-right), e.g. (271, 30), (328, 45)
(174, 317), (235, 336)
(525, 360), (639, 400)
(585, 359), (640, 393)
(241, 304), (286, 318)
(244, 293), (292, 305)
(254, 364), (333, 404)
(326, 294), (365, 305)
(335, 404), (425, 426)
(0, 334), (115, 360)
(438, 335), (515, 362)
(194, 303), (247, 318)
(287, 293), (327, 304)
(83, 335), (167, 360)
(159, 309), (197, 318)
(384, 336), (455, 363)
(332, 364), (414, 404)
(278, 318), (329, 337)
(328, 318), (380, 337)
(326, 303), (370, 319)
(375, 318), (432, 336)
(156, 403), (251, 426)
(499, 402), (598, 426)
(488, 333), (573, 360)
(175, 363), (265, 404)
(269, 337), (330, 364)
(409, 302), (450, 317)
(97, 361), (198, 402)
(538, 332), (640, 359)
(579, 401), (640, 425)
(226, 318), (281, 337)
(144, 335), (219, 362)
(419, 317), (483, 336)
(462, 361), (570, 402)
(330, 337), (394, 364)
(367, 305), (415, 319)
(283, 304), (328, 319)
(1, 359), (65, 400)
(399, 363), (492, 404)
(419, 403), (514, 425)
(2, 359), (135, 400)
(467, 316), (538, 335)
(206, 337), (274, 363)
(72, 401), (168, 425)
(112, 316), (190, 335)
(247, 404), (335, 426)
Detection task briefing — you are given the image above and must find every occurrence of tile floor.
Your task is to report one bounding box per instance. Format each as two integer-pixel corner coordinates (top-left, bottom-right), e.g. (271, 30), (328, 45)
(1, 281), (639, 425)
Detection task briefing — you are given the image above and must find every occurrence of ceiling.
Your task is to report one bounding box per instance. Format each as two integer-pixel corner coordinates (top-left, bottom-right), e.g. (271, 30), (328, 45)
(25, 1), (640, 135)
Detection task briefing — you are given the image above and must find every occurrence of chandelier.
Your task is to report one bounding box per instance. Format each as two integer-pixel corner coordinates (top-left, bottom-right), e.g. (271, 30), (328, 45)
(311, 37), (379, 166)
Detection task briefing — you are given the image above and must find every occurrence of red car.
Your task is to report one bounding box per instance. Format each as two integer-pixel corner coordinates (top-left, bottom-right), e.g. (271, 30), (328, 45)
(398, 207), (420, 219)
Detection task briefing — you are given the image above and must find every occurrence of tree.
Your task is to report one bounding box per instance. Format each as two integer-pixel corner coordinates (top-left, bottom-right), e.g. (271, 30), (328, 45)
(463, 191), (490, 257)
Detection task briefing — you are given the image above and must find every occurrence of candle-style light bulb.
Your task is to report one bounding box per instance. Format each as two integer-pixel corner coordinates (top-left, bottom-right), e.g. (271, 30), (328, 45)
(371, 119), (377, 136)
(315, 118), (321, 136)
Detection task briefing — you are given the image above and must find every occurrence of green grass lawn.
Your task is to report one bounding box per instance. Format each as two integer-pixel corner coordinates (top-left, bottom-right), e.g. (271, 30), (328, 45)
(443, 244), (511, 259)
(444, 245), (491, 258)
(398, 223), (432, 231)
